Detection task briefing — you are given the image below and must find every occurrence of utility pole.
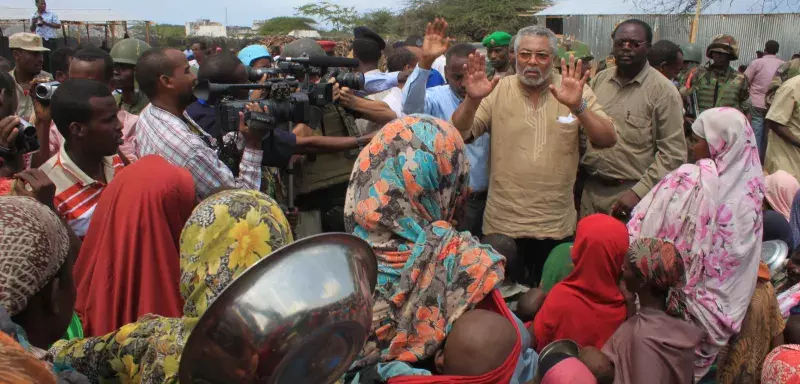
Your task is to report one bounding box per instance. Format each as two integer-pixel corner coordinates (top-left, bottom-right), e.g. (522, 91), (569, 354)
(690, 0), (702, 43)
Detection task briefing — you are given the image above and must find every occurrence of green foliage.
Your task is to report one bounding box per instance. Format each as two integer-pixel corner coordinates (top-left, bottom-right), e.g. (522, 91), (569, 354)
(296, 1), (359, 32)
(258, 17), (317, 35)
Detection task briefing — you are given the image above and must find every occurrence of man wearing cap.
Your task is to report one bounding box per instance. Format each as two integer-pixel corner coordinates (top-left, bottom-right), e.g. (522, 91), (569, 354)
(689, 34), (751, 115)
(9, 32), (52, 121)
(110, 38), (152, 115)
(29, 0), (60, 72)
(352, 27), (399, 133)
(483, 31), (513, 80)
(318, 40), (337, 56)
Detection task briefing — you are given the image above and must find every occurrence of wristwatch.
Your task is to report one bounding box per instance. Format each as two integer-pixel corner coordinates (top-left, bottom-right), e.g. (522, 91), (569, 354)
(356, 135), (369, 149)
(572, 98), (588, 116)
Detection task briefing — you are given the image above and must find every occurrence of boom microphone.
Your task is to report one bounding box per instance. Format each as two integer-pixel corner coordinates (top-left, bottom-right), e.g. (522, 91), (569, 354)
(279, 55), (360, 68)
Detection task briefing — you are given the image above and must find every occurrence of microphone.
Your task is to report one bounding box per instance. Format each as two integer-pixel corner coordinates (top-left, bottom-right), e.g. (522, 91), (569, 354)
(279, 55), (360, 68)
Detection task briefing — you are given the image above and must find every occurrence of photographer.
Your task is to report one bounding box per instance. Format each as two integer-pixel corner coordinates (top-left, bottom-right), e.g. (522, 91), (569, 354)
(0, 71), (56, 206)
(135, 47), (264, 200)
(186, 53), (378, 172)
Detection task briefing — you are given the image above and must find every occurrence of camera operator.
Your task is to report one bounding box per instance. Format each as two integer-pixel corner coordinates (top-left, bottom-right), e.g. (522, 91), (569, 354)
(278, 38), (394, 234)
(0, 72), (56, 206)
(186, 53), (379, 172)
(134, 47), (264, 200)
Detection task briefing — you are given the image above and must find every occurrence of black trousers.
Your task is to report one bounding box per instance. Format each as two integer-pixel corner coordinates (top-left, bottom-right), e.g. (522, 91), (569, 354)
(457, 195), (486, 238)
(42, 39), (58, 73)
(515, 236), (572, 286)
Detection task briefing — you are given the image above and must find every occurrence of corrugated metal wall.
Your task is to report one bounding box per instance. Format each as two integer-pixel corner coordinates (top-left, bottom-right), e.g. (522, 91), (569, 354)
(535, 14), (800, 64)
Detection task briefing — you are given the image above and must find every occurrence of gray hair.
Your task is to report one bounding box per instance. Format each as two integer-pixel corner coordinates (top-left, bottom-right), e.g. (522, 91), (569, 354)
(515, 25), (558, 55)
(509, 35), (517, 52)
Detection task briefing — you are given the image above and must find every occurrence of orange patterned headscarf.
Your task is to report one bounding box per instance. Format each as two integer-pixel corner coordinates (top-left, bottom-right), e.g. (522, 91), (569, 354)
(0, 332), (56, 384)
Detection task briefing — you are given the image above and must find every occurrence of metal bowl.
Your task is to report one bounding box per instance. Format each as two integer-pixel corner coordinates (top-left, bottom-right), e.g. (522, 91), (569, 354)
(762, 240), (790, 274)
(535, 339), (581, 379)
(179, 233), (378, 384)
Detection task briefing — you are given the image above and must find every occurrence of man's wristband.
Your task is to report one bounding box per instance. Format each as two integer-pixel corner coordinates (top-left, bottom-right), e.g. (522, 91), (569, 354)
(572, 98), (588, 115)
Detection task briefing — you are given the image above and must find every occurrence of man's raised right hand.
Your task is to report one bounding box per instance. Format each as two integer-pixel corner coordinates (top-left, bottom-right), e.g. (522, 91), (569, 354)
(463, 52), (500, 101)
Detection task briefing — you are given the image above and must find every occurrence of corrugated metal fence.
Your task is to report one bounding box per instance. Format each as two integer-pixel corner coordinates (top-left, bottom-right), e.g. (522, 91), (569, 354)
(536, 14), (800, 64)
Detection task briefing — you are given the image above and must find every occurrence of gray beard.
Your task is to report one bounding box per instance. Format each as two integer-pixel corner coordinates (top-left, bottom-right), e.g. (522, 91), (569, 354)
(517, 65), (552, 88)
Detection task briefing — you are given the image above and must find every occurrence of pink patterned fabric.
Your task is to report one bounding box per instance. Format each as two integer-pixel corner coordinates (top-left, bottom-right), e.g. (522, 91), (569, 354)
(541, 357), (598, 384)
(628, 107), (764, 381)
(762, 344), (800, 384)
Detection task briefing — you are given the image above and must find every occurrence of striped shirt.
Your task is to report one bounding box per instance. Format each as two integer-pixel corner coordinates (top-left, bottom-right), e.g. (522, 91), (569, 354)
(40, 145), (124, 237)
(135, 104), (263, 199)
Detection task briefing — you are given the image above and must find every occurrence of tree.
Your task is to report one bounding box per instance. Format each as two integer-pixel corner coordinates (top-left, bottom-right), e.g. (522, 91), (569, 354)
(296, 1), (359, 32)
(355, 9), (396, 36)
(257, 17), (317, 35)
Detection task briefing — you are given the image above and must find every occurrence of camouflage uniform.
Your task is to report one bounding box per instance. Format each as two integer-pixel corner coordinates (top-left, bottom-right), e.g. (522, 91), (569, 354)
(766, 58), (800, 106)
(689, 35), (751, 115)
(554, 36), (594, 72)
(676, 43), (703, 96)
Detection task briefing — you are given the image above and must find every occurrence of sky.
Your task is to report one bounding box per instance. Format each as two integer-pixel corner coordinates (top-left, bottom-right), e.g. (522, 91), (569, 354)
(5, 0), (399, 26)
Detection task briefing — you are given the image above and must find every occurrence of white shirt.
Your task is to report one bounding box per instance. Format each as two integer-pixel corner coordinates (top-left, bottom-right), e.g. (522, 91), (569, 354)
(382, 87), (404, 118)
(432, 55), (447, 83)
(30, 10), (60, 40)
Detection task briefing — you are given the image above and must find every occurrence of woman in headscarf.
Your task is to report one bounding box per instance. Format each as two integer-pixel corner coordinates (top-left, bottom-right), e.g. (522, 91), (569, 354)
(48, 190), (293, 383)
(765, 170), (800, 220)
(539, 243), (574, 294)
(533, 214), (629, 352)
(717, 261), (785, 383)
(0, 196), (87, 382)
(74, 155), (196, 337)
(762, 344), (800, 384)
(344, 116), (505, 369)
(628, 107), (765, 380)
(539, 354), (598, 384)
(602, 239), (705, 384)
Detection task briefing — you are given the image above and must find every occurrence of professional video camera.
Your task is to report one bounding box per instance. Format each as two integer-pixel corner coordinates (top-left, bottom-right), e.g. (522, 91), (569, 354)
(195, 55), (365, 135)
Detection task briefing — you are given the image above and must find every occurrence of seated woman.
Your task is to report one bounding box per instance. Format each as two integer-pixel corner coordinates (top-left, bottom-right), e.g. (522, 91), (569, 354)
(766, 170), (800, 220)
(74, 155), (196, 336)
(603, 238), (705, 384)
(344, 116), (532, 382)
(0, 196), (86, 381)
(764, 210), (794, 246)
(717, 262), (785, 383)
(533, 214), (629, 352)
(48, 190), (293, 382)
(628, 107), (765, 381)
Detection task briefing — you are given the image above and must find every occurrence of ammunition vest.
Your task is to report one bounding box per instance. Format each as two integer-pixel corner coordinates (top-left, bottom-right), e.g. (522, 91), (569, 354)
(295, 104), (360, 195)
(692, 66), (748, 114)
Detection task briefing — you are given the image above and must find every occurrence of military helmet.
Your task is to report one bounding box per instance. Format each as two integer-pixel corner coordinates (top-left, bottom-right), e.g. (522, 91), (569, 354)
(554, 36), (593, 68)
(706, 34), (739, 60)
(110, 38), (152, 66)
(281, 38), (325, 58)
(680, 43), (702, 63)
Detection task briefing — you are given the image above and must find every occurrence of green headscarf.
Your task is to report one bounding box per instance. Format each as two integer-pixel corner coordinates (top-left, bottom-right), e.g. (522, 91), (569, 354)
(539, 243), (574, 293)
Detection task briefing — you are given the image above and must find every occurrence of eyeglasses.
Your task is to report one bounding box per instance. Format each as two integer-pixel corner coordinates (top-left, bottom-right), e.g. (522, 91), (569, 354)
(517, 51), (552, 64)
(613, 39), (645, 48)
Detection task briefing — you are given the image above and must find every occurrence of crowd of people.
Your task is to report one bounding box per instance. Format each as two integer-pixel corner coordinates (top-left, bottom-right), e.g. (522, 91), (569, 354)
(5, 3), (800, 382)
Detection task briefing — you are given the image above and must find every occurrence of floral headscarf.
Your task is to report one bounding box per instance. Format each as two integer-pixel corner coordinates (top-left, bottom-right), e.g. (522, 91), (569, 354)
(627, 238), (686, 293)
(48, 190), (293, 383)
(345, 115), (505, 367)
(628, 108), (764, 380)
(0, 196), (70, 316)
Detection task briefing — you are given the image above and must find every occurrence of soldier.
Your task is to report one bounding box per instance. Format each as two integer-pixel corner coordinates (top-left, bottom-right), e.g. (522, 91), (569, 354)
(482, 31), (513, 80)
(677, 43), (702, 91)
(554, 36), (594, 76)
(110, 38), (151, 115)
(688, 35), (751, 115)
(766, 53), (800, 107)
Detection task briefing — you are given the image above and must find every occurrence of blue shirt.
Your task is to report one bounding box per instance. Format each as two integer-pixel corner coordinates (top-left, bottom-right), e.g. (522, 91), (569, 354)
(361, 71), (398, 97)
(30, 10), (59, 40)
(427, 69), (446, 88)
(402, 65), (490, 192)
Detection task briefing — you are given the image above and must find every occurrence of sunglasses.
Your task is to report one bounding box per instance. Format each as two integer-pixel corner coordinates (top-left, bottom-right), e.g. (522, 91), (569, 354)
(613, 39), (645, 48)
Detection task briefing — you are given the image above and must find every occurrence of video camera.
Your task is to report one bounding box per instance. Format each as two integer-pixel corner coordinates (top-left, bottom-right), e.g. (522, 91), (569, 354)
(195, 55), (365, 135)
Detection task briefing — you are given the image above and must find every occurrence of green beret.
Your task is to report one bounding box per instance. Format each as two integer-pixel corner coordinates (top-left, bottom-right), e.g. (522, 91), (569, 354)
(482, 31), (512, 48)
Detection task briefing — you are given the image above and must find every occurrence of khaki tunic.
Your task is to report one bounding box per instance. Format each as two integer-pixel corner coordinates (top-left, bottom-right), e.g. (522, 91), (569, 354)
(581, 64), (686, 214)
(765, 75), (800, 180)
(464, 74), (611, 239)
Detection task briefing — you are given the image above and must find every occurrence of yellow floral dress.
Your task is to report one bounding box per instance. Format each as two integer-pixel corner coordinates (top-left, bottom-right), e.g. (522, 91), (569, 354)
(47, 190), (293, 383)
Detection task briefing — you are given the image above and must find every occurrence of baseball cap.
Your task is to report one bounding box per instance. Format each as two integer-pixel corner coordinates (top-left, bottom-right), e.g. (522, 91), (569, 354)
(9, 33), (50, 52)
(237, 45), (271, 66)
